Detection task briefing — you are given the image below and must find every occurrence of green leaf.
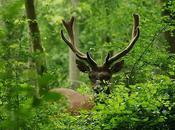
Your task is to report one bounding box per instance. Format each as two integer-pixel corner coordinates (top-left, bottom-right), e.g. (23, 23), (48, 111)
(43, 91), (62, 101)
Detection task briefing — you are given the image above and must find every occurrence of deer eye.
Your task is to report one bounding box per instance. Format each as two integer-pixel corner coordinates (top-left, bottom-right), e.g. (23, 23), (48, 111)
(104, 76), (111, 81)
(99, 72), (111, 81)
(89, 73), (96, 80)
(99, 76), (110, 81)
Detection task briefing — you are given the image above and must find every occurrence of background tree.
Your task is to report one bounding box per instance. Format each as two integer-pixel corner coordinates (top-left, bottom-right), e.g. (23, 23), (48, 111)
(25, 0), (47, 105)
(161, 0), (175, 53)
(69, 0), (80, 88)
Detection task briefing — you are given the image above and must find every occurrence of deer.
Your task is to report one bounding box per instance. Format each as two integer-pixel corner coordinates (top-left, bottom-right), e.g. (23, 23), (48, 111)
(50, 14), (140, 114)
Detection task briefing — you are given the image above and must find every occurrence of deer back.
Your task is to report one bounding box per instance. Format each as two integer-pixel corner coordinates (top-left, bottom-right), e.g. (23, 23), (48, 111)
(50, 88), (94, 114)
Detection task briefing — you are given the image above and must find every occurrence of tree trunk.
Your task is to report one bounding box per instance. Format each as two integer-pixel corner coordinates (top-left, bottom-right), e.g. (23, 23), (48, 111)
(161, 0), (175, 53)
(24, 0), (47, 104)
(69, 0), (80, 89)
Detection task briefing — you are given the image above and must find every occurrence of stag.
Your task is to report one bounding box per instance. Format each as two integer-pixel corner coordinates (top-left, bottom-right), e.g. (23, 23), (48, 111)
(51, 14), (139, 114)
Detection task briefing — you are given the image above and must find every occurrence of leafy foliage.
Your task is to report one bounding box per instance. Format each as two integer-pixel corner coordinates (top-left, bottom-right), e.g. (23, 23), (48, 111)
(0, 0), (175, 130)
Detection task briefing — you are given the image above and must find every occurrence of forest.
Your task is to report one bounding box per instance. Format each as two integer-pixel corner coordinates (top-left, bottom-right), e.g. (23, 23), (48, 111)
(0, 0), (175, 130)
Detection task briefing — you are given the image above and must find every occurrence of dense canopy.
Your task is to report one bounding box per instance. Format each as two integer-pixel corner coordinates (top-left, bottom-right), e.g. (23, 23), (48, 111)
(0, 0), (175, 129)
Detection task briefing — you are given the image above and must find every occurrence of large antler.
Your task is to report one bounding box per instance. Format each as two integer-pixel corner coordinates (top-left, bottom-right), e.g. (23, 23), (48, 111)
(61, 17), (97, 67)
(104, 14), (140, 67)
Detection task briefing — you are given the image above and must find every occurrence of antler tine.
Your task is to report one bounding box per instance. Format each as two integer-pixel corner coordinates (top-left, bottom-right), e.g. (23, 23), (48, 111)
(61, 17), (86, 59)
(104, 14), (140, 67)
(87, 52), (97, 67)
(132, 14), (139, 38)
(61, 17), (97, 67)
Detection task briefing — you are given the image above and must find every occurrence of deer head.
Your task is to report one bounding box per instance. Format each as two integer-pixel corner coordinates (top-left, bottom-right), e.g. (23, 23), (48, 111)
(61, 14), (139, 95)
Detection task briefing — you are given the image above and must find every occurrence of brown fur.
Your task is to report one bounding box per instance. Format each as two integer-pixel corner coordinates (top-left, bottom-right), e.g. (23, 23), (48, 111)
(50, 88), (94, 114)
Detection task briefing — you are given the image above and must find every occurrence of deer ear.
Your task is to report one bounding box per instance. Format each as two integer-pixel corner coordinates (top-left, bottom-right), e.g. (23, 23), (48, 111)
(76, 59), (90, 73)
(110, 60), (124, 73)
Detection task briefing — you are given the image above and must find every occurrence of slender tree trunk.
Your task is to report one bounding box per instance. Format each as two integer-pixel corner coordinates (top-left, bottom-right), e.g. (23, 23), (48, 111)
(161, 0), (175, 53)
(105, 8), (113, 56)
(24, 0), (47, 104)
(69, 0), (80, 89)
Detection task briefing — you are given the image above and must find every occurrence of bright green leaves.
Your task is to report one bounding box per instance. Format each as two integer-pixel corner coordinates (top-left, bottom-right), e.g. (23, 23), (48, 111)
(0, 0), (23, 19)
(43, 91), (62, 101)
